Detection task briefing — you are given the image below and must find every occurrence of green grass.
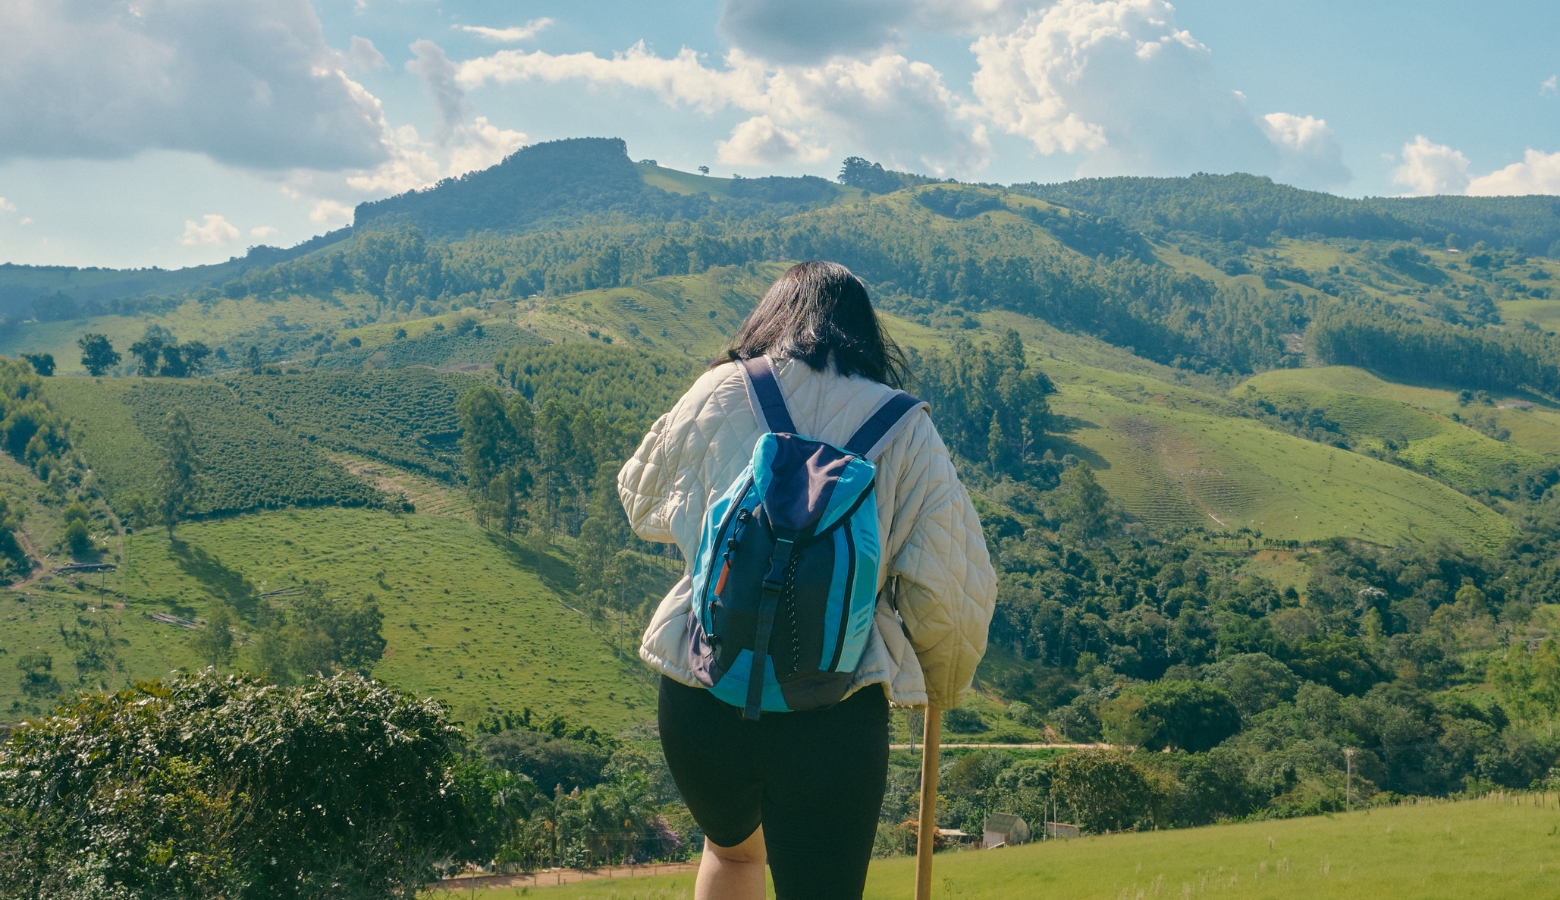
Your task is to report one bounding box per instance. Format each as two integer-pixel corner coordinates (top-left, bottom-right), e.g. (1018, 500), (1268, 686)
(1239, 366), (1560, 495)
(527, 263), (788, 357)
(1499, 297), (1560, 332)
(462, 794), (1560, 900)
(115, 506), (659, 729)
(1041, 360), (1517, 551)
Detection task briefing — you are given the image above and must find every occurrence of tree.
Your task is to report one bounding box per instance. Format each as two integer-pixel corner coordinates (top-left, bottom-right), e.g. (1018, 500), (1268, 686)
(128, 334), (166, 376)
(156, 408), (201, 537)
(1047, 462), (1115, 543)
(258, 581), (386, 683)
(1203, 652), (1299, 718)
(1051, 750), (1161, 833)
(458, 385), (536, 533)
(160, 341), (210, 377)
(20, 353), (53, 377)
(1102, 681), (1241, 752)
(16, 651), (60, 701)
(78, 333), (121, 376)
(246, 344), (262, 374)
(63, 501), (93, 556)
(193, 604), (237, 667)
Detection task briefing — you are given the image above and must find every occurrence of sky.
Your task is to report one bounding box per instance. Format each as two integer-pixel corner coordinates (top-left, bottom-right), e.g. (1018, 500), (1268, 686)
(1, 0), (1557, 269)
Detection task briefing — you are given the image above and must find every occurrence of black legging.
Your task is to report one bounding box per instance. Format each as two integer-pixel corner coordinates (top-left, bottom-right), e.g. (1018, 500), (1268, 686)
(658, 676), (890, 900)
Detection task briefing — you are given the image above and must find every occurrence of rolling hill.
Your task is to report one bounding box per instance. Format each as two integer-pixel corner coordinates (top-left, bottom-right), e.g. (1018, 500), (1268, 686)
(2, 138), (1559, 851)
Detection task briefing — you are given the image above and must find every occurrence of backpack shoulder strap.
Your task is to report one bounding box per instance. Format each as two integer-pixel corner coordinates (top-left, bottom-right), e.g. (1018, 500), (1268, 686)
(740, 356), (796, 434)
(844, 390), (928, 459)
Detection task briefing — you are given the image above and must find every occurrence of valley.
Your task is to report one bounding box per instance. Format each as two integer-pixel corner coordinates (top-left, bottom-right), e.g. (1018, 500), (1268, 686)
(1, 138), (1558, 880)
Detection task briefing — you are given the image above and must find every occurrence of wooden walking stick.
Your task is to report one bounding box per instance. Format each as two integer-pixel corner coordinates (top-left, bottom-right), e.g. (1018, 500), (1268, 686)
(914, 704), (942, 900)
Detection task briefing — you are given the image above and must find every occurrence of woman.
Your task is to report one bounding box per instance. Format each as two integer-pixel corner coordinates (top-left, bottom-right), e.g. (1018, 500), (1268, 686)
(618, 261), (996, 899)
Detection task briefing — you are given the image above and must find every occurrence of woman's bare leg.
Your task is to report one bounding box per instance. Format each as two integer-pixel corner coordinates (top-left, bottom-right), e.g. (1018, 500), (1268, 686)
(695, 826), (766, 900)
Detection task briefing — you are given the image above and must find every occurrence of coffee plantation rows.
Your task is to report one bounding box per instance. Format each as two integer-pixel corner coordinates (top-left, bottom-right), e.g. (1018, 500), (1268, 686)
(222, 370), (482, 481)
(317, 320), (545, 372)
(43, 378), (380, 522)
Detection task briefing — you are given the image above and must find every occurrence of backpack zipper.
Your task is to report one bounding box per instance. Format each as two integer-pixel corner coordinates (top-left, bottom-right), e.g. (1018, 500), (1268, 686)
(702, 479), (752, 634)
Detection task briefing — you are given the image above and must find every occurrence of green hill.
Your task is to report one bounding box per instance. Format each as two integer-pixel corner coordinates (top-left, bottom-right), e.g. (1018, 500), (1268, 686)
(1240, 366), (1560, 498)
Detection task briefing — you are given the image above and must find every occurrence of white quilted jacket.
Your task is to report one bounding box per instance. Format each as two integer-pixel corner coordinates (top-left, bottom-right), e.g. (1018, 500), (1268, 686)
(617, 356), (997, 710)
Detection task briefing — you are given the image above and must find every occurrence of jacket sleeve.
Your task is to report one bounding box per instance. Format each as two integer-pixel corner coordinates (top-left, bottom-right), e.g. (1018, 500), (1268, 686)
(883, 414), (997, 710)
(617, 410), (678, 544)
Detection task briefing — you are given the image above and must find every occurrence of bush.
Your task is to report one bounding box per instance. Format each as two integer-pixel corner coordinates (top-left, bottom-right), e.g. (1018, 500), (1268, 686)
(943, 706), (988, 734)
(0, 671), (473, 899)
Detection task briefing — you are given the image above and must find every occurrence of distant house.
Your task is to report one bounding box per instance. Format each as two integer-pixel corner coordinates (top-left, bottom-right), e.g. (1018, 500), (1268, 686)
(983, 814), (1031, 849)
(1046, 821), (1081, 839)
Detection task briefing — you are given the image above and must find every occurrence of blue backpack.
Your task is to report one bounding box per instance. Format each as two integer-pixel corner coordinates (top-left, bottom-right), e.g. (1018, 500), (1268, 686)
(687, 357), (926, 720)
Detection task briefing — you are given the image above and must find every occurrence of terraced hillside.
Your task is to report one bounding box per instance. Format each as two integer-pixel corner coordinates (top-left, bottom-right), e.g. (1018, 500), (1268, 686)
(43, 377), (378, 516)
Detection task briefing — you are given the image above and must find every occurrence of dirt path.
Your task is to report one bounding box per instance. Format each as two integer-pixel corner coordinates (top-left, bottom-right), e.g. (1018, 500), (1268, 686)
(10, 527), (49, 589)
(430, 862), (700, 892)
(888, 742), (1114, 750)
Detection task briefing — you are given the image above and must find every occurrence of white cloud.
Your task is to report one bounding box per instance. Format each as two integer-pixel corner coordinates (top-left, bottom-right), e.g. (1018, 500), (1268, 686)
(971, 0), (1290, 179)
(345, 126), (442, 194)
(447, 117), (529, 177)
(1391, 135), (1470, 195)
(1260, 113), (1351, 189)
(718, 0), (1028, 65)
(384, 41), (528, 188)
(1468, 149), (1560, 196)
(0, 197), (14, 213)
(350, 36), (388, 72)
(250, 225), (278, 238)
(458, 44), (985, 174)
(180, 214), (240, 246)
(456, 19), (553, 43)
(459, 44), (766, 114)
(310, 200), (355, 226)
(19, 218), (31, 226)
(718, 116), (830, 165)
(0, 0), (388, 170)
(1542, 75), (1557, 97)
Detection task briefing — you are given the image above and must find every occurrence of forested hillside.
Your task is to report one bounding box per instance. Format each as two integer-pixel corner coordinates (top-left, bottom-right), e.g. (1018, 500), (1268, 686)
(2, 136), (1560, 872)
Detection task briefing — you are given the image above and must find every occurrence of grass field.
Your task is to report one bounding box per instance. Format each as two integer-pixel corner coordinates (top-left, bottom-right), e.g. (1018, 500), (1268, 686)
(1239, 366), (1560, 496)
(0, 501), (668, 726)
(524, 263), (788, 357)
(1039, 360), (1517, 551)
(448, 794), (1560, 900)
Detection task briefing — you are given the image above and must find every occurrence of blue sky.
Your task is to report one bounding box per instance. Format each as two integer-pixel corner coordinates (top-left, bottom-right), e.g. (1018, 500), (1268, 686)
(1, 0), (1556, 269)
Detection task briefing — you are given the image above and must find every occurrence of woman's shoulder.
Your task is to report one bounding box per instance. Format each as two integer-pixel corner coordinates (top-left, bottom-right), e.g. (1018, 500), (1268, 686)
(662, 361), (750, 428)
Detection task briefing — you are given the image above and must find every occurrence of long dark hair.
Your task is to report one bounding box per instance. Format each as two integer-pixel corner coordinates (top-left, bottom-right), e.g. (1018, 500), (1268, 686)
(714, 261), (909, 387)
